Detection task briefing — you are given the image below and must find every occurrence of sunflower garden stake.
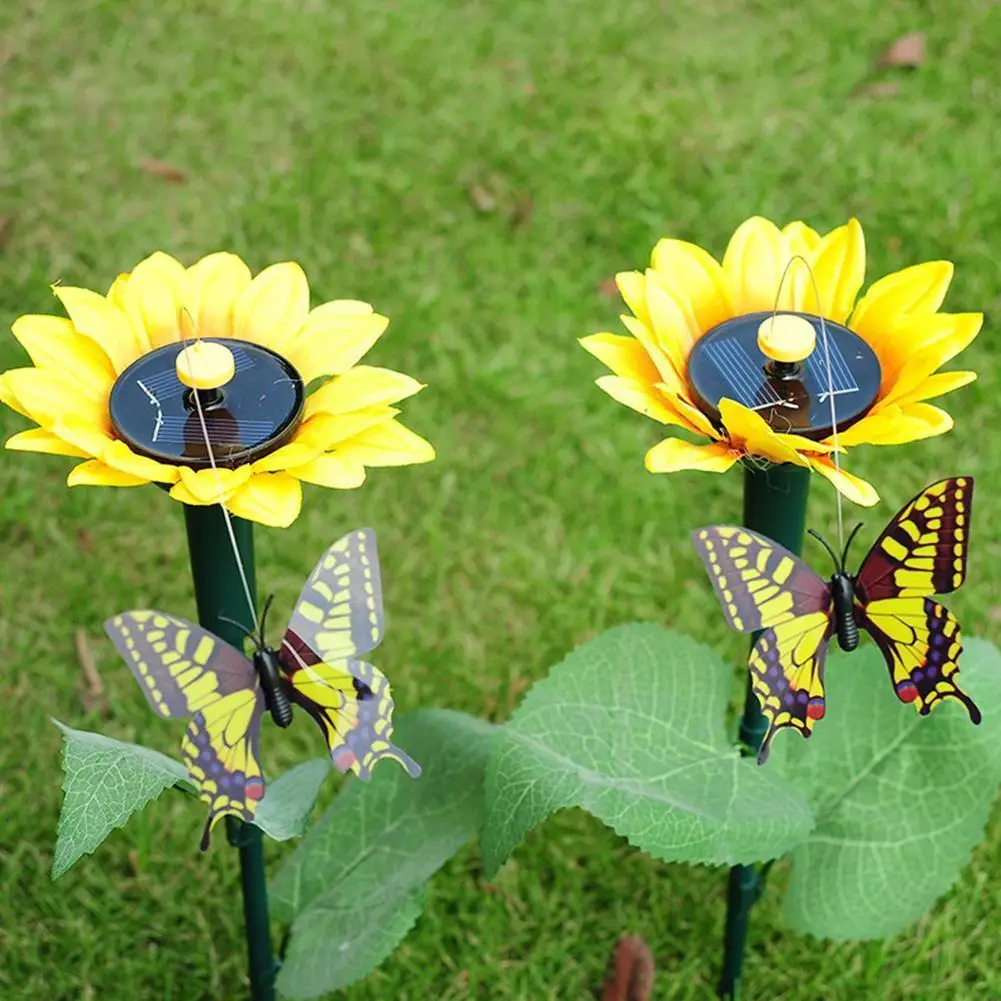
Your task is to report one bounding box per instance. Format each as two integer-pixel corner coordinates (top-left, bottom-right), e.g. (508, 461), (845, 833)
(572, 216), (984, 999)
(0, 252), (434, 1001)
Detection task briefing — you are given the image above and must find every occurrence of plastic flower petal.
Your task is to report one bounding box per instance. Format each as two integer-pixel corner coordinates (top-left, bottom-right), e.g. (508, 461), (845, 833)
(582, 216), (981, 506)
(1, 252), (434, 528)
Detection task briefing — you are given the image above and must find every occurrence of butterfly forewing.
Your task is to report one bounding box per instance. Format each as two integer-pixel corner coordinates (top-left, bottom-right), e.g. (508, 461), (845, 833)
(282, 527), (383, 664)
(856, 477), (974, 601)
(105, 611), (257, 718)
(692, 526), (831, 633)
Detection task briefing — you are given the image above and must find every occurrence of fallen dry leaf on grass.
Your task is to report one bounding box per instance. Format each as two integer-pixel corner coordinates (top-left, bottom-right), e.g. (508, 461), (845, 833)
(140, 158), (188, 184)
(876, 31), (926, 68)
(75, 628), (108, 715)
(601, 935), (655, 1001)
(598, 277), (619, 299)
(469, 184), (497, 213)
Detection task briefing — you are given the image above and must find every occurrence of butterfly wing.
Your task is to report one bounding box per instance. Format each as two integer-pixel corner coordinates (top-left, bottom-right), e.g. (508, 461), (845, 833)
(283, 527), (383, 661)
(279, 658), (420, 778)
(751, 611), (834, 764)
(278, 529), (419, 779)
(855, 477), (980, 721)
(691, 526), (831, 633)
(104, 611), (267, 847)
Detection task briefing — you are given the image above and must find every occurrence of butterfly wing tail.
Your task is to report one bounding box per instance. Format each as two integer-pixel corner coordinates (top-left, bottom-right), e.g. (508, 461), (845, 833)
(860, 597), (981, 724)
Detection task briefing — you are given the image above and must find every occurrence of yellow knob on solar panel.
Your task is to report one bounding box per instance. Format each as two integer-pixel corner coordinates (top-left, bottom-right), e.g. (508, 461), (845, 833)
(176, 340), (236, 391)
(757, 314), (816, 365)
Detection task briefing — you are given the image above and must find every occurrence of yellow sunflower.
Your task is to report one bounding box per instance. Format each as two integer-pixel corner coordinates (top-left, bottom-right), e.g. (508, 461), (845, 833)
(0, 251), (434, 527)
(580, 217), (981, 505)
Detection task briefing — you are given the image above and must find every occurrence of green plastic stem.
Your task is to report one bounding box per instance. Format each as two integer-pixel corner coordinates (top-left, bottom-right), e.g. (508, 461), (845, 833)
(717, 462), (810, 1001)
(183, 503), (277, 1001)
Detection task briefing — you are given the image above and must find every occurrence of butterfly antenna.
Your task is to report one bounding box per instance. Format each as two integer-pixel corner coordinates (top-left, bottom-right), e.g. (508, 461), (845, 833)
(839, 522), (865, 572)
(217, 613), (259, 647)
(808, 528), (841, 574)
(258, 593), (275, 647)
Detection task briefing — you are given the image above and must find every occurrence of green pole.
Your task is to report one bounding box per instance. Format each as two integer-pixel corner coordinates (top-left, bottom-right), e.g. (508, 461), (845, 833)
(183, 503), (277, 1001)
(717, 462), (810, 1001)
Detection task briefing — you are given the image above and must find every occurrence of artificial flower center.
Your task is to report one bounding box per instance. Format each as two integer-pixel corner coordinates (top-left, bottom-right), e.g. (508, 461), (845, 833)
(108, 338), (305, 469)
(686, 311), (882, 440)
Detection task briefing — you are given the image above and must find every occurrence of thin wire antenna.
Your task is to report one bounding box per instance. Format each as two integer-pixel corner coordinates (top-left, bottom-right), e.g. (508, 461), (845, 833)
(839, 521), (865, 571)
(807, 527), (841, 573)
(771, 253), (845, 552)
(178, 306), (260, 634)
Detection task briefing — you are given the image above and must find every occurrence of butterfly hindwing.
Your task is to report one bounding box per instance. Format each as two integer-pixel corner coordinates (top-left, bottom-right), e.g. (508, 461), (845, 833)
(104, 611), (257, 718)
(859, 596), (981, 723)
(750, 610), (834, 763)
(105, 611), (267, 849)
(183, 688), (267, 848)
(692, 526), (831, 632)
(283, 527), (383, 663)
(281, 658), (420, 779)
(856, 476), (973, 601)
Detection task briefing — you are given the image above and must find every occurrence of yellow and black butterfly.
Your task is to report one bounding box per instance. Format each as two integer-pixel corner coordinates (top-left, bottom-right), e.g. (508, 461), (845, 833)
(692, 477), (980, 764)
(104, 528), (419, 849)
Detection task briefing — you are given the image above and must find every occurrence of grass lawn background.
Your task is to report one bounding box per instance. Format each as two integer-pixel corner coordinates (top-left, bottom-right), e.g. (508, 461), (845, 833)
(2, 0), (1000, 998)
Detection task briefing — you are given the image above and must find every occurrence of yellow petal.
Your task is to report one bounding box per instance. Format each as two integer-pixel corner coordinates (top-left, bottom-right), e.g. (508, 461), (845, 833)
(101, 439), (180, 484)
(804, 218), (865, 323)
(68, 459), (148, 487)
(718, 398), (809, 467)
(578, 333), (662, 384)
(11, 315), (116, 394)
(53, 285), (143, 373)
(644, 269), (701, 372)
(808, 456), (879, 507)
(880, 313), (982, 407)
(645, 437), (736, 473)
(234, 262), (310, 354)
(227, 473), (302, 528)
(172, 465), (253, 505)
(850, 261), (954, 346)
(0, 371), (29, 417)
(652, 382), (720, 438)
(51, 414), (112, 456)
(119, 252), (190, 350)
(336, 419), (435, 467)
(722, 217), (792, 313)
(781, 221), (822, 257)
(304, 366), (425, 417)
(186, 252), (252, 339)
(5, 428), (90, 457)
(619, 315), (685, 393)
(595, 375), (688, 428)
(835, 403), (953, 447)
(288, 452), (367, 488)
(3, 368), (111, 432)
(901, 369), (977, 404)
(615, 271), (652, 328)
(284, 303), (389, 383)
(649, 239), (733, 334)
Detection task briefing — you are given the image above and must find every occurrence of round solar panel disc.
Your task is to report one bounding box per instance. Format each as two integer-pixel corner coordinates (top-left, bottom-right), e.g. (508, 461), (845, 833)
(687, 311), (882, 440)
(108, 339), (305, 468)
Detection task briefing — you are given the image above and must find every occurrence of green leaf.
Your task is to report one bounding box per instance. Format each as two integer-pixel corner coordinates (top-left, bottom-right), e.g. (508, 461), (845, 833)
(779, 638), (1001, 941)
(51, 720), (191, 879)
(255, 758), (329, 842)
(481, 623), (814, 876)
(270, 709), (495, 999)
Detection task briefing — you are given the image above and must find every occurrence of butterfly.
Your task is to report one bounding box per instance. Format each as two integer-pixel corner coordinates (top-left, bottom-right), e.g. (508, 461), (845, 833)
(692, 477), (981, 764)
(104, 527), (420, 849)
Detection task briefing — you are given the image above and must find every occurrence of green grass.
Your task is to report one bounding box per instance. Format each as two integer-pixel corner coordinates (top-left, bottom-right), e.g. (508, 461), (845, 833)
(3, 0), (1001, 997)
